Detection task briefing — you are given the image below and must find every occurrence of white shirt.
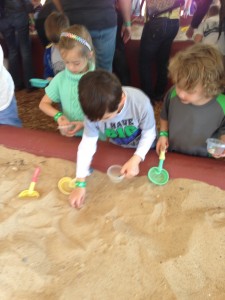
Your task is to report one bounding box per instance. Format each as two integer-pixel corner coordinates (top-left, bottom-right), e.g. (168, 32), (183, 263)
(195, 15), (225, 55)
(0, 45), (14, 111)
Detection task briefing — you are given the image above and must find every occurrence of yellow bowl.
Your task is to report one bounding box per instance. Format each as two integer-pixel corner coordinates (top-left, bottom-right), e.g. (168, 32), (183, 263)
(58, 177), (76, 195)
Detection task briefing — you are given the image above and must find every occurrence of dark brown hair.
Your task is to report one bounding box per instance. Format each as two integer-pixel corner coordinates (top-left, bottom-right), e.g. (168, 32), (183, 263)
(78, 70), (123, 121)
(44, 12), (69, 44)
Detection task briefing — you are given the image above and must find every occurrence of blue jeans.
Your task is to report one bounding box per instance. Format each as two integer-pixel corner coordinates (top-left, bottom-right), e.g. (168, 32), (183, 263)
(139, 18), (179, 101)
(0, 12), (34, 89)
(89, 26), (117, 72)
(0, 95), (22, 127)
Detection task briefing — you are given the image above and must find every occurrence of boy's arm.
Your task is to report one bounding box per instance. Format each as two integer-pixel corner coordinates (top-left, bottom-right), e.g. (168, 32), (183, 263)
(69, 124), (99, 208)
(156, 118), (169, 155)
(156, 92), (171, 154)
(134, 125), (156, 160)
(121, 126), (156, 178)
(121, 100), (156, 177)
(134, 98), (157, 160)
(76, 133), (98, 178)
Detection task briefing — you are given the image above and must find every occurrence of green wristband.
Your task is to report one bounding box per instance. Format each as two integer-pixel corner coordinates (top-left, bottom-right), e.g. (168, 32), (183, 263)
(54, 111), (63, 122)
(123, 21), (131, 27)
(75, 181), (87, 188)
(159, 131), (169, 137)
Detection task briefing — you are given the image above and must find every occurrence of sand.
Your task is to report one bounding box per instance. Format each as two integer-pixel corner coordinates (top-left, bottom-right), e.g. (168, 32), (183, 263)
(0, 145), (225, 299)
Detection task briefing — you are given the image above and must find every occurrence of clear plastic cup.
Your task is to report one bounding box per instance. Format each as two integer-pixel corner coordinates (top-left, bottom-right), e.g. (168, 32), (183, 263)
(58, 124), (75, 137)
(107, 165), (124, 183)
(206, 138), (225, 155)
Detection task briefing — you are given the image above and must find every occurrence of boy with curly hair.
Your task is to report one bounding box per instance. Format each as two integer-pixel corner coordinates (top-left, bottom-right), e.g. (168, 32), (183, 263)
(156, 43), (225, 157)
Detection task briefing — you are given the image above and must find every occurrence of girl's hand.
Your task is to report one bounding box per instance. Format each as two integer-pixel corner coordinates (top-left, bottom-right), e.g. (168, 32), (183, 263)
(57, 115), (70, 126)
(67, 121), (84, 136)
(69, 188), (86, 209)
(156, 137), (169, 155)
(121, 155), (142, 178)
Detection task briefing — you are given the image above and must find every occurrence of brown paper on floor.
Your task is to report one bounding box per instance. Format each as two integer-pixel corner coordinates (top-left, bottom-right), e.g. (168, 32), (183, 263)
(0, 145), (225, 299)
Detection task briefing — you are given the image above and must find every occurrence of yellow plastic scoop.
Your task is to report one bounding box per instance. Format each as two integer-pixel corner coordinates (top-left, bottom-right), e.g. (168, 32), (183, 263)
(58, 177), (76, 195)
(18, 167), (41, 199)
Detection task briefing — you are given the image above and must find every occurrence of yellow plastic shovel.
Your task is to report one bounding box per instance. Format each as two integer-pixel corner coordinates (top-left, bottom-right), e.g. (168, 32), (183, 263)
(18, 167), (41, 199)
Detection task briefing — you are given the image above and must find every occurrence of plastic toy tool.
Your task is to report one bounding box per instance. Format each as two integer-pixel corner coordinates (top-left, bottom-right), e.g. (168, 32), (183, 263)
(58, 177), (76, 195)
(148, 150), (169, 185)
(18, 167), (41, 198)
(29, 78), (50, 88)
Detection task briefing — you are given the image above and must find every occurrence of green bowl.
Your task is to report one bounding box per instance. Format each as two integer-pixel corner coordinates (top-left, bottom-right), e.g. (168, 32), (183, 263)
(30, 78), (50, 88)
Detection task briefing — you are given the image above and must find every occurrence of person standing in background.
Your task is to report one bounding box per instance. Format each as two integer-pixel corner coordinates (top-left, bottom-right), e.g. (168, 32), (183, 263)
(43, 12), (69, 80)
(194, 5), (225, 56)
(139, 1), (182, 105)
(186, 0), (213, 38)
(0, 45), (22, 127)
(0, 0), (35, 92)
(35, 0), (57, 47)
(51, 0), (132, 72)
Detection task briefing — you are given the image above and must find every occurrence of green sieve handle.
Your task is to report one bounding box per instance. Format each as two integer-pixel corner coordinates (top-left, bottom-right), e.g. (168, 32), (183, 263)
(158, 150), (166, 172)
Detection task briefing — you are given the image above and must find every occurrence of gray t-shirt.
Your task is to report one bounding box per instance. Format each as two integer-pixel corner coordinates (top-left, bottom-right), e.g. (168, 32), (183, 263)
(76, 87), (157, 178)
(51, 46), (65, 75)
(161, 88), (225, 157)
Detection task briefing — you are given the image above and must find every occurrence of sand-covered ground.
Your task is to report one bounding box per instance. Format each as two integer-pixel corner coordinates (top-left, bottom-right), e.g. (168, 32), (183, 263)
(0, 145), (225, 299)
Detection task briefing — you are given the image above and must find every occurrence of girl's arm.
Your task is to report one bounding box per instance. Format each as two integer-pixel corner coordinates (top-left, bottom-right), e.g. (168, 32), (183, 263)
(39, 94), (58, 117)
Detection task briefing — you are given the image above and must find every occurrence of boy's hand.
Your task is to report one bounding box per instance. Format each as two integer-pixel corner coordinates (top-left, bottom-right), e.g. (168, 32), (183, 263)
(121, 155), (142, 178)
(156, 137), (169, 155)
(69, 188), (86, 209)
(211, 150), (225, 159)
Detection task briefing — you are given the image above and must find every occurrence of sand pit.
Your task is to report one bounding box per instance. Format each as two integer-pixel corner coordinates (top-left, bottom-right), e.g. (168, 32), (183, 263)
(0, 145), (225, 299)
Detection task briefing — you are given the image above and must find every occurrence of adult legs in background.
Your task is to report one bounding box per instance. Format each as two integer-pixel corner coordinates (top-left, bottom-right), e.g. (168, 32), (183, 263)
(2, 12), (34, 90)
(154, 19), (179, 98)
(113, 10), (131, 85)
(35, 17), (49, 47)
(89, 26), (117, 72)
(139, 18), (179, 104)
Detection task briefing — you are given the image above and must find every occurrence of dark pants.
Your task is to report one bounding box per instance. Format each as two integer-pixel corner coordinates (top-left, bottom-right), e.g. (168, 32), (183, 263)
(139, 17), (179, 102)
(0, 12), (34, 89)
(113, 10), (130, 86)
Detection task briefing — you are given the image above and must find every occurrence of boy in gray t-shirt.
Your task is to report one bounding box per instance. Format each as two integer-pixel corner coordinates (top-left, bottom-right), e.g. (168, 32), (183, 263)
(157, 43), (225, 158)
(69, 69), (156, 208)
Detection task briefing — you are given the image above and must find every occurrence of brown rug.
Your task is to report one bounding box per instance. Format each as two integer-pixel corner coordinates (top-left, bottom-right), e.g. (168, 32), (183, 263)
(16, 89), (56, 132)
(15, 88), (162, 132)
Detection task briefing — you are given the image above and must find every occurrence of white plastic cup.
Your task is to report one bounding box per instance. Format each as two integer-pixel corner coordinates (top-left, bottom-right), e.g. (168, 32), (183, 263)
(206, 138), (225, 155)
(58, 124), (75, 137)
(107, 165), (124, 183)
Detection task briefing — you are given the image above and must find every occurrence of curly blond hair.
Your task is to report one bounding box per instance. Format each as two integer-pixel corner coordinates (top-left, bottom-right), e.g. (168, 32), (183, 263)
(169, 43), (225, 97)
